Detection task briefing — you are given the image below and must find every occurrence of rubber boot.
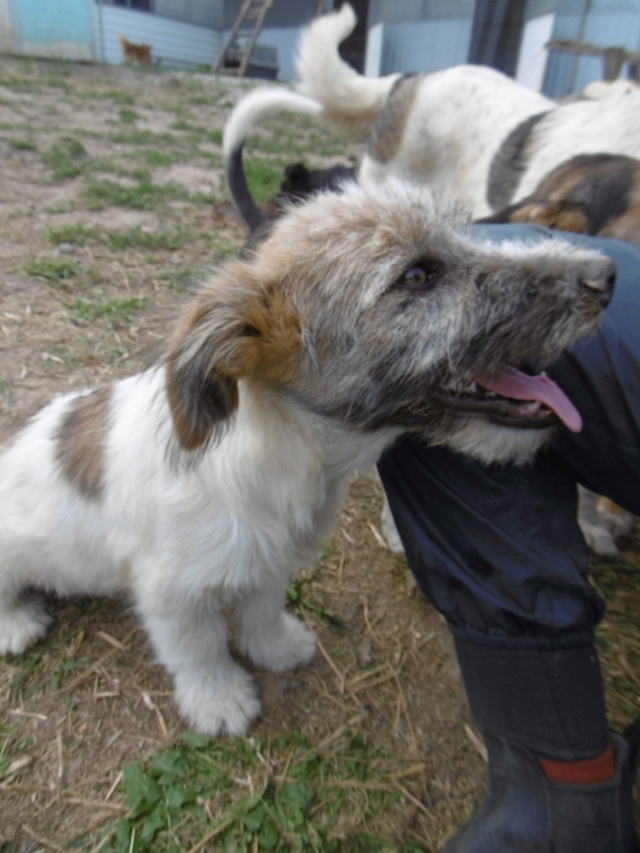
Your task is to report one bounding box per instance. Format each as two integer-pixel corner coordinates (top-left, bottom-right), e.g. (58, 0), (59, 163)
(442, 730), (639, 852)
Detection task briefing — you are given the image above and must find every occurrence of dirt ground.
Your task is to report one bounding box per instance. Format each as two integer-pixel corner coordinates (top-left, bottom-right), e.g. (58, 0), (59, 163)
(0, 57), (638, 852)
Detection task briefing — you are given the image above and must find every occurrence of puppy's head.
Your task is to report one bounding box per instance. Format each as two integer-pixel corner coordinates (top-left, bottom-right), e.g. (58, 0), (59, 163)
(166, 180), (614, 464)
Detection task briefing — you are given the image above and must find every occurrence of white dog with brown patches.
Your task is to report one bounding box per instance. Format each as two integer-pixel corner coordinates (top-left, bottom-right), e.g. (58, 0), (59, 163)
(0, 179), (614, 737)
(295, 4), (640, 219)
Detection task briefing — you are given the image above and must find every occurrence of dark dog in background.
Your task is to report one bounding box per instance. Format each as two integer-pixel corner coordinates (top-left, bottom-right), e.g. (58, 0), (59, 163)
(277, 162), (356, 203)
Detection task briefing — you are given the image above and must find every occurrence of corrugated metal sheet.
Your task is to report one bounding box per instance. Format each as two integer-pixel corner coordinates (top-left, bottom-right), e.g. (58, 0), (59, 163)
(253, 27), (301, 82)
(379, 19), (473, 74)
(98, 5), (222, 69)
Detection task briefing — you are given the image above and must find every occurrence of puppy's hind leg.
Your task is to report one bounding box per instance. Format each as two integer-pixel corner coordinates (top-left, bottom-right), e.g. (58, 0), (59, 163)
(234, 580), (316, 672)
(0, 549), (51, 656)
(137, 591), (261, 737)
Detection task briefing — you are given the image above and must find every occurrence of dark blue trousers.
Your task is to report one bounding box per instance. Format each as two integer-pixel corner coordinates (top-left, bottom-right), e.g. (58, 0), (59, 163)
(378, 227), (640, 759)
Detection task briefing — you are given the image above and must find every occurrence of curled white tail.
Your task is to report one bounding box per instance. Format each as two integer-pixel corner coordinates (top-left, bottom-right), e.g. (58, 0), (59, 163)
(223, 87), (322, 163)
(295, 3), (400, 133)
(223, 87), (322, 231)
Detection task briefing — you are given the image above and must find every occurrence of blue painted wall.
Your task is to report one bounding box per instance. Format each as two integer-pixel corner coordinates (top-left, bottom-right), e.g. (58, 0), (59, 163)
(16, 0), (92, 44)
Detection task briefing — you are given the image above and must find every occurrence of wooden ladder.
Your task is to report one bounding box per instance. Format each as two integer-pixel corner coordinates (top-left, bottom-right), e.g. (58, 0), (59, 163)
(213, 0), (275, 77)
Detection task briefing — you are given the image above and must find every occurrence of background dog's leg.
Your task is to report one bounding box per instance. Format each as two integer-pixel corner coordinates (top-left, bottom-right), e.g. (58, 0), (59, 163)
(234, 580), (316, 672)
(380, 492), (406, 555)
(137, 593), (261, 737)
(596, 496), (634, 538)
(578, 486), (621, 557)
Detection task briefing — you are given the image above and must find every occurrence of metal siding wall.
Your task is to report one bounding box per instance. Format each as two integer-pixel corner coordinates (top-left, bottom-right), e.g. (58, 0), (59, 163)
(154, 0), (223, 29)
(256, 27), (301, 82)
(380, 19), (473, 74)
(217, 25), (308, 81)
(100, 5), (222, 68)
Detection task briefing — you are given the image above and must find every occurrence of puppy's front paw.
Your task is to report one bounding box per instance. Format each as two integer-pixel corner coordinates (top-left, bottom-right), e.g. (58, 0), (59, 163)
(0, 600), (51, 656)
(175, 664), (261, 737)
(237, 612), (317, 672)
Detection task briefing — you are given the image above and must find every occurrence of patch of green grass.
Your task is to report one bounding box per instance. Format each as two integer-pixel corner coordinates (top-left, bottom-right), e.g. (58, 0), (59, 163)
(47, 222), (99, 246)
(106, 225), (190, 253)
(206, 128), (223, 145)
(84, 176), (188, 210)
(6, 137), (37, 151)
(107, 89), (136, 105)
(0, 122), (30, 131)
(46, 344), (80, 371)
(158, 266), (202, 291)
(89, 730), (407, 853)
(171, 119), (205, 134)
(89, 158), (125, 177)
(66, 291), (148, 328)
(1, 76), (40, 93)
(43, 137), (89, 180)
(110, 129), (176, 147)
(119, 107), (140, 124)
(242, 156), (285, 203)
(287, 572), (344, 632)
(136, 148), (175, 167)
(23, 258), (80, 287)
(0, 724), (35, 785)
(46, 76), (70, 91)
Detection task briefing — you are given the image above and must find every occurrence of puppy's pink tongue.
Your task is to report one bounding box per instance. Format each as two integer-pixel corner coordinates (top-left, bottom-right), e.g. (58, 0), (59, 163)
(475, 367), (583, 432)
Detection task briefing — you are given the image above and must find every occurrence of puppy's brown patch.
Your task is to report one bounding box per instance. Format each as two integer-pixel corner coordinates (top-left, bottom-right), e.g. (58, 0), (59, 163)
(368, 74), (422, 164)
(481, 154), (640, 245)
(56, 387), (112, 498)
(166, 263), (303, 452)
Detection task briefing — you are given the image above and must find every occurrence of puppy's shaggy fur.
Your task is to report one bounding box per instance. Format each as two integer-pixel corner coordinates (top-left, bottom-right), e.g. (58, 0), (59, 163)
(295, 4), (640, 218)
(0, 178), (614, 737)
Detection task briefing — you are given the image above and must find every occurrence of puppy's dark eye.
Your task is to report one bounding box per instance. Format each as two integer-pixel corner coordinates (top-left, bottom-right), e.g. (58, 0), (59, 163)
(394, 260), (444, 291)
(242, 323), (262, 338)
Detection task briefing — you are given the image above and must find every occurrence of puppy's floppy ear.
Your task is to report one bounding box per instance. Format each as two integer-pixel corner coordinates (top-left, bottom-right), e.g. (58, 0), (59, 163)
(165, 279), (247, 452)
(166, 262), (303, 452)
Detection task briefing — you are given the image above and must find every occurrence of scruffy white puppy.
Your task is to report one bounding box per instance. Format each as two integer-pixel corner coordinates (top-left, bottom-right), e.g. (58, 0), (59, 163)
(295, 4), (640, 218)
(0, 179), (614, 737)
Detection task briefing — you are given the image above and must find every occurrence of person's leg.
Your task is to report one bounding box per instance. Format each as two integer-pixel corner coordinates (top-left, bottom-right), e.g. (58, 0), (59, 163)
(378, 227), (640, 851)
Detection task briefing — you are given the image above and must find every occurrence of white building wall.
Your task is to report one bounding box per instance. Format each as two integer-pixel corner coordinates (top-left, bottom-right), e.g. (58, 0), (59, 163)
(364, 21), (384, 77)
(379, 18), (473, 75)
(516, 13), (555, 91)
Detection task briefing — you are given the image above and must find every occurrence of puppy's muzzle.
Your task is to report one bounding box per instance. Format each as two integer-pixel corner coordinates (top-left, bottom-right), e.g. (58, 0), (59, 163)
(582, 260), (616, 308)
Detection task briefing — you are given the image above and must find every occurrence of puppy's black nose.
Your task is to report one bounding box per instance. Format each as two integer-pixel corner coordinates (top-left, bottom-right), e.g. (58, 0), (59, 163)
(582, 260), (616, 309)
